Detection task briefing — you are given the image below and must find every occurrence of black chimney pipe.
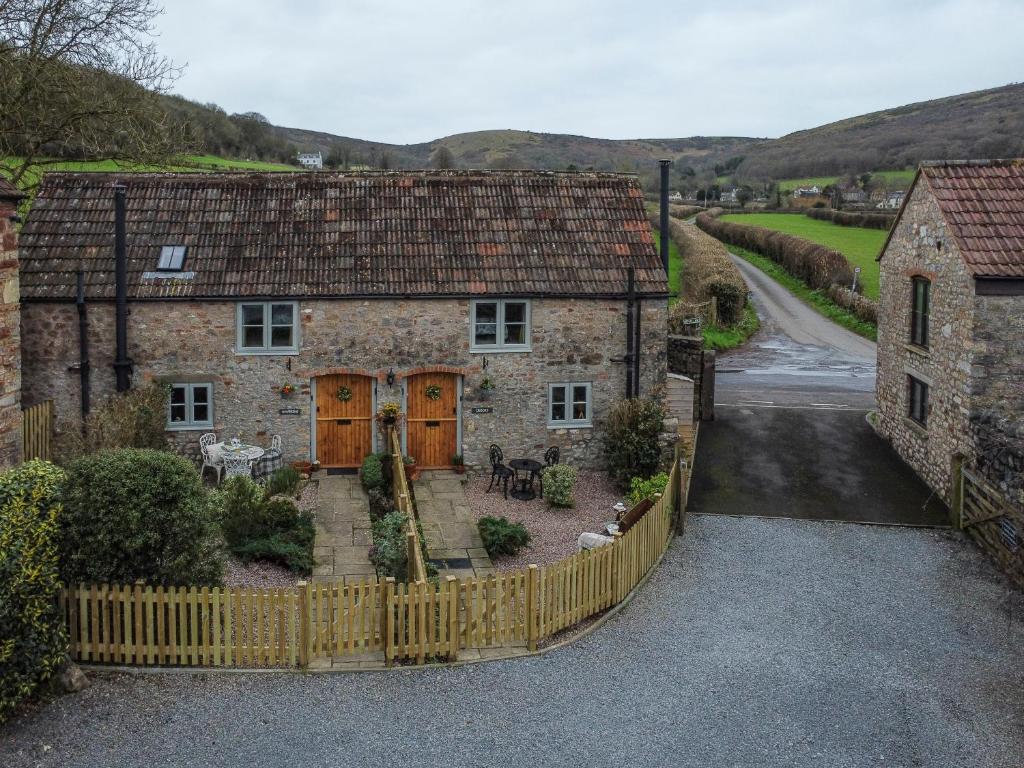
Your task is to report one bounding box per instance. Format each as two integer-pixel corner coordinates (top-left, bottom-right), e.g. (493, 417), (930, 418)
(625, 268), (635, 399)
(76, 270), (90, 416)
(659, 159), (671, 275)
(112, 184), (132, 392)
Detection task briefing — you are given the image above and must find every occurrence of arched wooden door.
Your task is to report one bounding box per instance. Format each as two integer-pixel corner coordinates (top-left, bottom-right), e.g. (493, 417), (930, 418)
(315, 374), (374, 468)
(405, 372), (459, 469)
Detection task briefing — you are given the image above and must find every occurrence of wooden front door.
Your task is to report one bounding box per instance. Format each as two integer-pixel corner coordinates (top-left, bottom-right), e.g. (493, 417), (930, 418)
(315, 374), (374, 468)
(405, 372), (459, 469)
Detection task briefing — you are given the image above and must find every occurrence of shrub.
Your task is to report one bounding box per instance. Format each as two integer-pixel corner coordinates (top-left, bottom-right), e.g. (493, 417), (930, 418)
(542, 464), (578, 508)
(626, 473), (670, 507)
(478, 516), (531, 558)
(368, 511), (433, 580)
(59, 449), (223, 586)
(56, 383), (170, 463)
(603, 397), (666, 489)
(360, 453), (383, 492)
(266, 466), (301, 498)
(707, 280), (746, 326)
(0, 461), (67, 723)
(218, 477), (315, 573)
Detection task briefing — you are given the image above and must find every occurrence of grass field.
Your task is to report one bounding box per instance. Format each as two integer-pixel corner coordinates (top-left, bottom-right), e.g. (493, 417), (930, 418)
(652, 229), (682, 301)
(719, 212), (884, 299)
(3, 155), (298, 189)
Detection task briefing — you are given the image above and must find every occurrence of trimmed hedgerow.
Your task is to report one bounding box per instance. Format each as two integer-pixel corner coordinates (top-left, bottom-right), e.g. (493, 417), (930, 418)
(603, 397), (666, 490)
(59, 448), (224, 586)
(805, 207), (895, 230)
(0, 461), (68, 722)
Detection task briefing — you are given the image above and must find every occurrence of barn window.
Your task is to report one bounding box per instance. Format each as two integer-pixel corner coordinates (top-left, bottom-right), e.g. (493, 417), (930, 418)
(910, 277), (930, 348)
(548, 382), (592, 428)
(236, 301), (299, 354)
(471, 299), (531, 352)
(908, 375), (929, 428)
(167, 383), (213, 430)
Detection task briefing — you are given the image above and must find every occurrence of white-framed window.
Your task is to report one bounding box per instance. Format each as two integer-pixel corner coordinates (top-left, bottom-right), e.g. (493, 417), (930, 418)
(470, 299), (531, 352)
(157, 245), (187, 271)
(236, 301), (299, 354)
(548, 382), (592, 428)
(167, 383), (213, 430)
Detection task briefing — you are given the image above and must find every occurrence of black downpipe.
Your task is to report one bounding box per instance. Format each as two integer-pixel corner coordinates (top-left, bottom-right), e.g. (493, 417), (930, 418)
(76, 270), (90, 417)
(113, 184), (132, 392)
(634, 294), (642, 397)
(659, 159), (671, 275)
(625, 268), (635, 399)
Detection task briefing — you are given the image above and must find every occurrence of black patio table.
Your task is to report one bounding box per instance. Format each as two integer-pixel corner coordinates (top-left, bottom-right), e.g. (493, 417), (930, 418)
(509, 458), (544, 501)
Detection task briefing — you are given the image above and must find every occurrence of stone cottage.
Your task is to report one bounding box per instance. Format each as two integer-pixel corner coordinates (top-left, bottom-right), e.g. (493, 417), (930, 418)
(18, 170), (667, 469)
(0, 179), (24, 466)
(876, 160), (1024, 506)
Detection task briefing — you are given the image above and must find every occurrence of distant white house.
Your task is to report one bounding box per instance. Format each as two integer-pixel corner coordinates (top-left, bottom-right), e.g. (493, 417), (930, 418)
(297, 151), (323, 170)
(792, 185), (821, 198)
(719, 187), (738, 203)
(877, 190), (905, 209)
(669, 191), (684, 203)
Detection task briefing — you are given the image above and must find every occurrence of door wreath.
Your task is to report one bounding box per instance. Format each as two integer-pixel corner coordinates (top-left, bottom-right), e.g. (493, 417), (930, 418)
(425, 384), (442, 401)
(336, 385), (352, 402)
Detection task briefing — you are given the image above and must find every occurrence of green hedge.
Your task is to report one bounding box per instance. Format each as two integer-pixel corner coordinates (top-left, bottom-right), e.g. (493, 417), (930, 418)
(59, 448), (224, 586)
(0, 461), (67, 722)
(602, 398), (666, 489)
(218, 477), (314, 574)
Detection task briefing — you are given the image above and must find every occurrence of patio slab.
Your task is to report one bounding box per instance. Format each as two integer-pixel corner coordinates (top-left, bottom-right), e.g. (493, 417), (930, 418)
(312, 474), (376, 582)
(415, 470), (494, 577)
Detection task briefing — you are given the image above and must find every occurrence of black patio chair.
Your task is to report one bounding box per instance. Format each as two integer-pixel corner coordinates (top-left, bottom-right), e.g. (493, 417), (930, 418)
(486, 444), (514, 500)
(544, 446), (560, 466)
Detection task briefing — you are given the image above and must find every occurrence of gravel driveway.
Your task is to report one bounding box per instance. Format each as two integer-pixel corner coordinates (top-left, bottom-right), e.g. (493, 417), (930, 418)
(3, 515), (1022, 768)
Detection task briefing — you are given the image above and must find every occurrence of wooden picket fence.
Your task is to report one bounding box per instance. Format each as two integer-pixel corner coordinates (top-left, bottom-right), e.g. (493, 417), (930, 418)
(389, 427), (427, 582)
(22, 399), (54, 461)
(61, 451), (682, 668)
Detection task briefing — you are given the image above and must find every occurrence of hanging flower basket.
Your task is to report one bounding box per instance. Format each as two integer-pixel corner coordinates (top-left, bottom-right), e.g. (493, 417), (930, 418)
(425, 384), (442, 401)
(279, 383), (296, 398)
(336, 385), (352, 402)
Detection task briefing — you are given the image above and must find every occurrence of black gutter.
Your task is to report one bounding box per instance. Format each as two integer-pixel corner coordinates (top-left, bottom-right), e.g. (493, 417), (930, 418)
(112, 184), (132, 392)
(76, 270), (90, 416)
(23, 291), (673, 303)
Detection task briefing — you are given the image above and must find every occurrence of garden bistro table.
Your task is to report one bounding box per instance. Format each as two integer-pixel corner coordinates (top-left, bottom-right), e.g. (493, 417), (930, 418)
(216, 442), (265, 480)
(508, 458), (543, 501)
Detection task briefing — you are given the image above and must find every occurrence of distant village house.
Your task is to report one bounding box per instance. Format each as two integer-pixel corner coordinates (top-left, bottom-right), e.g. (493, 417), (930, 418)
(297, 151), (323, 170)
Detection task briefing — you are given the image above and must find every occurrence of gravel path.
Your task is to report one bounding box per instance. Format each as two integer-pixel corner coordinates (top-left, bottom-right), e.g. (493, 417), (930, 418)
(464, 470), (624, 569)
(3, 515), (1022, 768)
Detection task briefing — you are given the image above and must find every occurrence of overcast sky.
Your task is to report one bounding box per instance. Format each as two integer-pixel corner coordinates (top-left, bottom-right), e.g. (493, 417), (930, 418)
(157, 0), (1023, 145)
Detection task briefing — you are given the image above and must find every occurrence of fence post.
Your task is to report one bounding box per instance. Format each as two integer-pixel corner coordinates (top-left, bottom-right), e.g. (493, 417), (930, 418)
(384, 577), (396, 667)
(612, 532), (624, 604)
(297, 580), (310, 669)
(950, 454), (966, 530)
(526, 564), (539, 652)
(446, 576), (459, 661)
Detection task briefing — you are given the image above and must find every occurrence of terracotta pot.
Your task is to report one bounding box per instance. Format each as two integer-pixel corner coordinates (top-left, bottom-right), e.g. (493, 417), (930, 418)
(291, 460), (312, 474)
(454, 465), (466, 475)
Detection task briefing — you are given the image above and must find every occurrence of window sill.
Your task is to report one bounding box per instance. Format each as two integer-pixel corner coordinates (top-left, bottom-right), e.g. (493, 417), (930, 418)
(470, 346), (532, 354)
(235, 349), (299, 356)
(902, 416), (928, 438)
(547, 422), (593, 430)
(903, 343), (930, 358)
(166, 424), (214, 432)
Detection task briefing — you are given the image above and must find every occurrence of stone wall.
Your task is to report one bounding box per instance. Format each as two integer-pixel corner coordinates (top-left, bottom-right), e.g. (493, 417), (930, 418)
(667, 334), (706, 421)
(22, 296), (667, 469)
(0, 185), (22, 466)
(876, 179), (974, 502)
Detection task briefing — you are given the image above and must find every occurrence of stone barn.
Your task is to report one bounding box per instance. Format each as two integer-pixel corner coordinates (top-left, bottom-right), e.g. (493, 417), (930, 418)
(876, 160), (1024, 507)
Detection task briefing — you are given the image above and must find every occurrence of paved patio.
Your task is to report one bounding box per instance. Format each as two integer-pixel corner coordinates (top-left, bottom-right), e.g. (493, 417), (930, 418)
(415, 470), (494, 578)
(311, 474), (376, 581)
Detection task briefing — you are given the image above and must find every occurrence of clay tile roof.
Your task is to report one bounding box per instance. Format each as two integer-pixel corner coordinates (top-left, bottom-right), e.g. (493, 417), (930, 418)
(18, 170), (666, 301)
(921, 159), (1024, 278)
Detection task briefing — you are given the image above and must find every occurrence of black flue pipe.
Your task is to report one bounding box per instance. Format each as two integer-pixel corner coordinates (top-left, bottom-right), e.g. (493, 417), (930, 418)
(112, 184), (132, 392)
(659, 159), (671, 275)
(76, 270), (90, 416)
(625, 267), (635, 399)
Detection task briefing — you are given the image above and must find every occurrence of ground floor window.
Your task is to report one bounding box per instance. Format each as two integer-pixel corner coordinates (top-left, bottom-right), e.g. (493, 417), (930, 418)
(168, 383), (213, 430)
(548, 382), (592, 427)
(908, 375), (929, 428)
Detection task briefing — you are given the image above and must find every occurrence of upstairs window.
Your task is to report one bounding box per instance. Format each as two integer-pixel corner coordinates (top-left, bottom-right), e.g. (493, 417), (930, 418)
(548, 382), (592, 428)
(910, 277), (930, 348)
(908, 375), (929, 428)
(158, 245), (187, 271)
(236, 301), (299, 354)
(167, 383), (213, 430)
(471, 299), (531, 351)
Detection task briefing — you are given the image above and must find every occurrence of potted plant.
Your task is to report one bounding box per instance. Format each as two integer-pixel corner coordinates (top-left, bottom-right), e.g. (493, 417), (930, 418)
(452, 454), (465, 474)
(479, 376), (495, 401)
(279, 383), (296, 398)
(403, 454), (418, 481)
(374, 402), (404, 438)
(291, 459), (313, 475)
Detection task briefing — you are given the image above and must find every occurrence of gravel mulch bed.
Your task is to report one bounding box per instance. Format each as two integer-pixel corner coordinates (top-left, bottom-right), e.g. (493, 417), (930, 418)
(221, 479), (319, 589)
(463, 470), (626, 571)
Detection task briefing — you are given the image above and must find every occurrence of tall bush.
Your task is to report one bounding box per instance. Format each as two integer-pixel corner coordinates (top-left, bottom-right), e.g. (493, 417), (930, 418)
(59, 448), (223, 586)
(602, 397), (666, 489)
(56, 383), (170, 462)
(0, 461), (67, 722)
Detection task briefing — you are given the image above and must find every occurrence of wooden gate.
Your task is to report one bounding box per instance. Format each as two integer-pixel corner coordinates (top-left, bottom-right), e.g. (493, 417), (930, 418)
(315, 374), (374, 468)
(959, 466), (1023, 586)
(405, 372), (459, 469)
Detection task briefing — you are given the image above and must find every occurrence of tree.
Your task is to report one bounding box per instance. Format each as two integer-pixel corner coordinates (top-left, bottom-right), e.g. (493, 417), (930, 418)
(430, 145), (456, 169)
(736, 187), (753, 208)
(0, 0), (191, 187)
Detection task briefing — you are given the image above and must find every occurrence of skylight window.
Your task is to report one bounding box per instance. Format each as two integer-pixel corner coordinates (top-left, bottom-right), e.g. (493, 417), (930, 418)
(158, 245), (187, 271)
